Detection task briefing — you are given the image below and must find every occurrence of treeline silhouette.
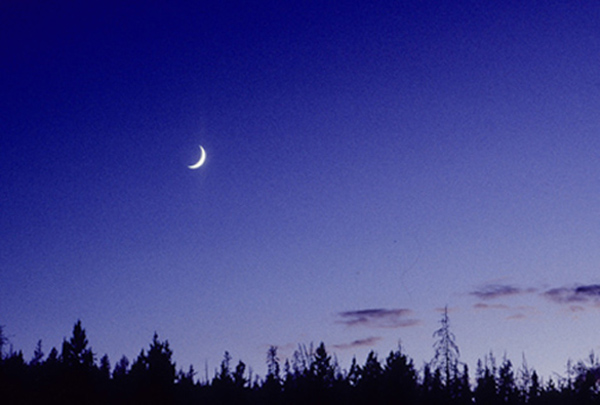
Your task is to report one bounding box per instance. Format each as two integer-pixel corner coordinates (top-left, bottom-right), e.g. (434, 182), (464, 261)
(1, 315), (600, 404)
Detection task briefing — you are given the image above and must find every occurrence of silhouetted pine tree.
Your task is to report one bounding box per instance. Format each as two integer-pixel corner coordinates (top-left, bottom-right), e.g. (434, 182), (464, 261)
(59, 320), (100, 404)
(26, 340), (45, 403)
(95, 354), (111, 401)
(347, 356), (361, 387)
(61, 320), (94, 369)
(449, 363), (472, 405)
(572, 353), (600, 405)
(0, 325), (6, 360)
(129, 333), (176, 404)
(262, 345), (282, 404)
(283, 344), (314, 404)
(212, 351), (251, 403)
(176, 364), (199, 404)
(337, 356), (361, 405)
(310, 342), (335, 398)
(39, 346), (62, 402)
(422, 364), (445, 405)
(497, 357), (517, 404)
(0, 348), (28, 403)
(541, 378), (562, 405)
(111, 355), (130, 403)
(381, 345), (418, 404)
(113, 355), (129, 379)
(528, 370), (541, 405)
(358, 350), (383, 404)
(30, 340), (44, 367)
(475, 356), (500, 405)
(212, 351), (233, 383)
(233, 360), (250, 403)
(233, 360), (247, 387)
(98, 354), (110, 379)
(516, 355), (531, 404)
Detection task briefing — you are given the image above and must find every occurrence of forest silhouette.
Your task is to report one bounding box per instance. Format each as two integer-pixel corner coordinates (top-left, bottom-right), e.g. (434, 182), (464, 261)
(2, 310), (600, 404)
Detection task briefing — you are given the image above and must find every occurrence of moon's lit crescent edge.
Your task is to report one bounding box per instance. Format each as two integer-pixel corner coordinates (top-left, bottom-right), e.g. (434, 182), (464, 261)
(188, 145), (206, 169)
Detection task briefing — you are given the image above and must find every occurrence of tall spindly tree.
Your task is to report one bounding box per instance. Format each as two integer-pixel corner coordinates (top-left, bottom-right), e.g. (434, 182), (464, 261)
(431, 306), (460, 389)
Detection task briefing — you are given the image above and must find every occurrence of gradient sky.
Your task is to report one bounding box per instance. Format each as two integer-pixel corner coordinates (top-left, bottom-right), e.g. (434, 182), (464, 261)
(2, 1), (600, 381)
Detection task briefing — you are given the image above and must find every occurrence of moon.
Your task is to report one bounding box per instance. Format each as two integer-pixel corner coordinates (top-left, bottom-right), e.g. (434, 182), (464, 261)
(188, 145), (206, 169)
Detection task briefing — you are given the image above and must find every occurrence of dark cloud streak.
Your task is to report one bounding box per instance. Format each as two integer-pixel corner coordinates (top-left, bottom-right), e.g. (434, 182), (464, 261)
(333, 337), (382, 350)
(473, 303), (509, 310)
(470, 284), (533, 300)
(469, 282), (600, 313)
(543, 284), (600, 305)
(337, 308), (420, 329)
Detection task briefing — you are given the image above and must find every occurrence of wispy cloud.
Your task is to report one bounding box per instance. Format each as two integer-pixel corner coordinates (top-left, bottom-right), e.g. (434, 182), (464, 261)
(474, 302), (509, 310)
(337, 308), (420, 329)
(469, 282), (600, 315)
(568, 305), (585, 313)
(543, 284), (600, 305)
(470, 284), (534, 300)
(333, 336), (382, 350)
(473, 302), (536, 320)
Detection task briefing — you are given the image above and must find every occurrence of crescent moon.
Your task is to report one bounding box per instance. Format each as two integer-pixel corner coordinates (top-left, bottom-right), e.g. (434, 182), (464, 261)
(188, 145), (206, 169)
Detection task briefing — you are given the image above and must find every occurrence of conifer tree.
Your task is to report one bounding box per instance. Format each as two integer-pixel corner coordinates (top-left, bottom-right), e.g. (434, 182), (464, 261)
(475, 356), (499, 405)
(346, 356), (361, 388)
(129, 333), (176, 404)
(362, 351), (383, 384)
(528, 370), (541, 405)
(58, 321), (97, 404)
(113, 355), (130, 379)
(542, 378), (561, 405)
(214, 351), (233, 387)
(263, 346), (282, 403)
(0, 325), (6, 360)
(99, 354), (111, 380)
(146, 333), (176, 386)
(266, 345), (281, 383)
(46, 347), (59, 368)
(233, 360), (247, 388)
(311, 342), (334, 390)
(61, 320), (94, 369)
(454, 363), (472, 405)
(359, 351), (383, 403)
(498, 357), (517, 404)
(30, 340), (44, 367)
(383, 346), (418, 403)
(431, 306), (460, 390)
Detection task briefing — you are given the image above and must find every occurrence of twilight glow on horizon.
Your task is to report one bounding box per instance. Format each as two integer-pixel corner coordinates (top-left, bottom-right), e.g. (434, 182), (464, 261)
(2, 1), (600, 380)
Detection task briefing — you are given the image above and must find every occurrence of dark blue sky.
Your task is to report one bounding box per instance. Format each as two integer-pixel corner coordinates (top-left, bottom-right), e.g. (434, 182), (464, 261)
(2, 1), (600, 379)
